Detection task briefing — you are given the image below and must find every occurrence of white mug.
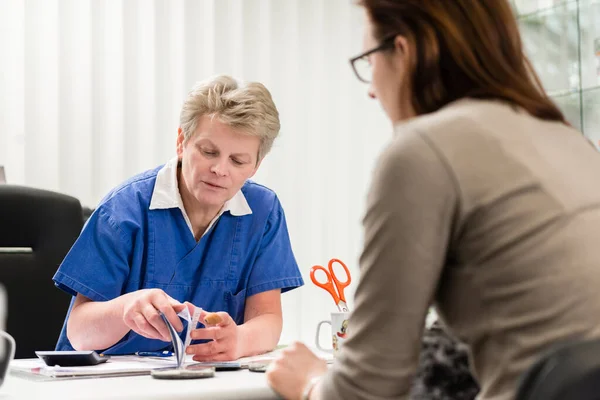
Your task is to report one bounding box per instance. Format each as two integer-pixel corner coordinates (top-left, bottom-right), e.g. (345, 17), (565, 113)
(315, 312), (350, 357)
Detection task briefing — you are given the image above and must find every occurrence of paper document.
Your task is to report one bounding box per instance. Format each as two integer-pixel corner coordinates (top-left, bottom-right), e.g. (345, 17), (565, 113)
(11, 355), (177, 379)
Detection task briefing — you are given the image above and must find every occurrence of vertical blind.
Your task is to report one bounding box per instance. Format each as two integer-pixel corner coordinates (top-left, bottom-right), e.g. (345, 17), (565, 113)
(0, 0), (392, 344)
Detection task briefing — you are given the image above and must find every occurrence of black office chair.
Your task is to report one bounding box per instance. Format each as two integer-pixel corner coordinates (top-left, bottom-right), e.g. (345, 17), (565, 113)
(0, 185), (83, 358)
(516, 338), (600, 400)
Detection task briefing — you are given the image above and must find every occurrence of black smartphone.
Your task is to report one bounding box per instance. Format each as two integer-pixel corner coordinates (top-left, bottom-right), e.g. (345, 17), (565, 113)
(35, 351), (110, 367)
(189, 362), (242, 371)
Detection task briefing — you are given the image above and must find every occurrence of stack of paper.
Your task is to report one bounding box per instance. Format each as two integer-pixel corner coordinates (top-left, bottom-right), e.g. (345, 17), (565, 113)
(11, 355), (178, 379)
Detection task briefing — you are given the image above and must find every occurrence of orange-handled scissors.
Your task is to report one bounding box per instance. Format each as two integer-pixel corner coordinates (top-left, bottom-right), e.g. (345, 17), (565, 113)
(310, 258), (352, 312)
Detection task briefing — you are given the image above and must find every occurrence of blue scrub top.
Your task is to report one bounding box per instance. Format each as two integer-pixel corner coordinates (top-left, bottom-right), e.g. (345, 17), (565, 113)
(53, 165), (303, 354)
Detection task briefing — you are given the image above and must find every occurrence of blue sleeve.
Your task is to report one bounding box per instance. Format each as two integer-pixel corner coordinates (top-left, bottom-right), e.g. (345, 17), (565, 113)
(245, 196), (304, 297)
(52, 206), (132, 301)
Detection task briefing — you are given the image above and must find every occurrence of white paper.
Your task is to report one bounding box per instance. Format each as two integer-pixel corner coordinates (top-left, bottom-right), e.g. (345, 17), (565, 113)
(11, 356), (176, 378)
(183, 307), (202, 352)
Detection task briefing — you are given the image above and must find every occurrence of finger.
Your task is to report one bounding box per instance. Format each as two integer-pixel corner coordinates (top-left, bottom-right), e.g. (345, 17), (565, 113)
(265, 365), (276, 385)
(183, 301), (196, 315)
(210, 312), (232, 327)
(190, 327), (223, 341)
(185, 341), (222, 357)
(171, 303), (186, 313)
(265, 366), (281, 394)
(267, 357), (284, 372)
(201, 311), (222, 327)
(286, 341), (308, 354)
(198, 309), (210, 324)
(198, 309), (230, 327)
(131, 312), (164, 340)
(141, 303), (171, 341)
(272, 352), (293, 369)
(152, 297), (184, 332)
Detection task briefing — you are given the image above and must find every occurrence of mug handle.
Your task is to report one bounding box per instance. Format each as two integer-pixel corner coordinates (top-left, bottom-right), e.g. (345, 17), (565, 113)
(0, 330), (15, 387)
(315, 320), (333, 353)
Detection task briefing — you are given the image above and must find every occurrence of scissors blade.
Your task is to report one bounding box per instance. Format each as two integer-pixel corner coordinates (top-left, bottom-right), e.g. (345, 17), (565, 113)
(337, 301), (350, 312)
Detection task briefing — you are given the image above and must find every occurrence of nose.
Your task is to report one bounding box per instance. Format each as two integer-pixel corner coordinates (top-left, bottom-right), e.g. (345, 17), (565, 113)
(210, 158), (229, 177)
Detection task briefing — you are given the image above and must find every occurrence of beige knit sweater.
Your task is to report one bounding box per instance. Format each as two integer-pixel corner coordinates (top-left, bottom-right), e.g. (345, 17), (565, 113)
(318, 98), (600, 400)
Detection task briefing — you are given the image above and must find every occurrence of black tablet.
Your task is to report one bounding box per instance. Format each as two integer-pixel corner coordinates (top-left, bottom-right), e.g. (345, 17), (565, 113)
(35, 351), (110, 367)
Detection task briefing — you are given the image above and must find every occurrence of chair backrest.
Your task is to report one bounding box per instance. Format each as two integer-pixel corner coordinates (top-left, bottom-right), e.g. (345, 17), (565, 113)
(0, 185), (83, 358)
(516, 338), (600, 400)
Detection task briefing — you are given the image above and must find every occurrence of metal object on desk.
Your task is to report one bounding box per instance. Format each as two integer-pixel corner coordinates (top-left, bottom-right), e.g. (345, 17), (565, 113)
(151, 365), (215, 380)
(310, 258), (352, 312)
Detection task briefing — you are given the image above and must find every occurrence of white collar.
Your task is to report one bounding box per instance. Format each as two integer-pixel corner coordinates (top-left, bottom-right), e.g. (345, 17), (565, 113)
(149, 157), (252, 236)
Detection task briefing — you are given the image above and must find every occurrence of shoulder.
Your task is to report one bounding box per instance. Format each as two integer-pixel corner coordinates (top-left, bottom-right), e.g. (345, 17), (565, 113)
(95, 165), (163, 219)
(395, 98), (524, 152)
(385, 98), (533, 179)
(406, 98), (514, 129)
(241, 180), (279, 210)
(370, 112), (465, 206)
(374, 128), (455, 194)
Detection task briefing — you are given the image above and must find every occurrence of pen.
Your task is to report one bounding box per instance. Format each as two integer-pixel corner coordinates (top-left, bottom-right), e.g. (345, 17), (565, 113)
(136, 350), (173, 357)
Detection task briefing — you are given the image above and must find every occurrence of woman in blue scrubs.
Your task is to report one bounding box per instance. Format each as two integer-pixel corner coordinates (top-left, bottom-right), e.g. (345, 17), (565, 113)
(53, 75), (304, 361)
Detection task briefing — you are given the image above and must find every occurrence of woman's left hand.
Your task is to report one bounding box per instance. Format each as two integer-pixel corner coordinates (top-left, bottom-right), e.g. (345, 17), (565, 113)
(186, 310), (241, 361)
(266, 342), (328, 400)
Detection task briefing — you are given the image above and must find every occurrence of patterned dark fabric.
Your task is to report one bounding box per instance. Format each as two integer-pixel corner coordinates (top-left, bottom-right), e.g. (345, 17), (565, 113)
(410, 322), (480, 400)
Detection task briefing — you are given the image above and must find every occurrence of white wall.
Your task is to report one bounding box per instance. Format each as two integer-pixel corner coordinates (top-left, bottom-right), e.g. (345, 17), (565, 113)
(0, 0), (392, 345)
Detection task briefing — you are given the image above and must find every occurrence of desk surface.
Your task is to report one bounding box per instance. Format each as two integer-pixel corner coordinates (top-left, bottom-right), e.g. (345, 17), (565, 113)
(1, 369), (278, 400)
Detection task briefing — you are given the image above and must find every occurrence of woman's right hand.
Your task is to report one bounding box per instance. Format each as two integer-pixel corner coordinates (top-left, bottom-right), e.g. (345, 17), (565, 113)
(122, 289), (185, 341)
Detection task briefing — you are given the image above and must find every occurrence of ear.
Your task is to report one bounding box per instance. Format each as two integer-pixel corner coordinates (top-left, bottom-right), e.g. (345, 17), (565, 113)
(393, 35), (408, 55)
(176, 127), (185, 157)
(392, 35), (411, 69)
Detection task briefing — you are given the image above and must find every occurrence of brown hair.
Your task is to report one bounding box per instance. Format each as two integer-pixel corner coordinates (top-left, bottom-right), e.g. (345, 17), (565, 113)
(358, 0), (567, 123)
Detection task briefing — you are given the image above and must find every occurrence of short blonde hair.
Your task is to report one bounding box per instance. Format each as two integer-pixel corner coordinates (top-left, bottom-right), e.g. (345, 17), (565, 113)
(180, 75), (281, 161)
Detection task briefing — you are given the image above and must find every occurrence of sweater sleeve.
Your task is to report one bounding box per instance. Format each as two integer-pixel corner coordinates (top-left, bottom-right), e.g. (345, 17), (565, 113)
(318, 130), (459, 399)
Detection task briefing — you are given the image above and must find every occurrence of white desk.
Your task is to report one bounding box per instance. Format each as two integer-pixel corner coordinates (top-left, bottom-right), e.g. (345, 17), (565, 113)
(1, 369), (279, 400)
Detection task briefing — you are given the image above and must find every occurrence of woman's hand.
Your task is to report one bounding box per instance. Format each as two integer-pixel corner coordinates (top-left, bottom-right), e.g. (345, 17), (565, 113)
(266, 342), (327, 400)
(122, 289), (185, 342)
(186, 310), (242, 361)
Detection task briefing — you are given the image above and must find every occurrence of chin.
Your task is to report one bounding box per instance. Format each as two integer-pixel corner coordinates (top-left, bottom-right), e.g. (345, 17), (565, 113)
(194, 192), (227, 208)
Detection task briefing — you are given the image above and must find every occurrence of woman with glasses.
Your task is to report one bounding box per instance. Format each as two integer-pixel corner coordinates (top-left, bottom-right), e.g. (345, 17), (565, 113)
(267, 1), (600, 399)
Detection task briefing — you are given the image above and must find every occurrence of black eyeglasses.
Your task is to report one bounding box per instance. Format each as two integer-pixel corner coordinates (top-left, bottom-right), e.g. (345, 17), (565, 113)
(349, 35), (397, 83)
